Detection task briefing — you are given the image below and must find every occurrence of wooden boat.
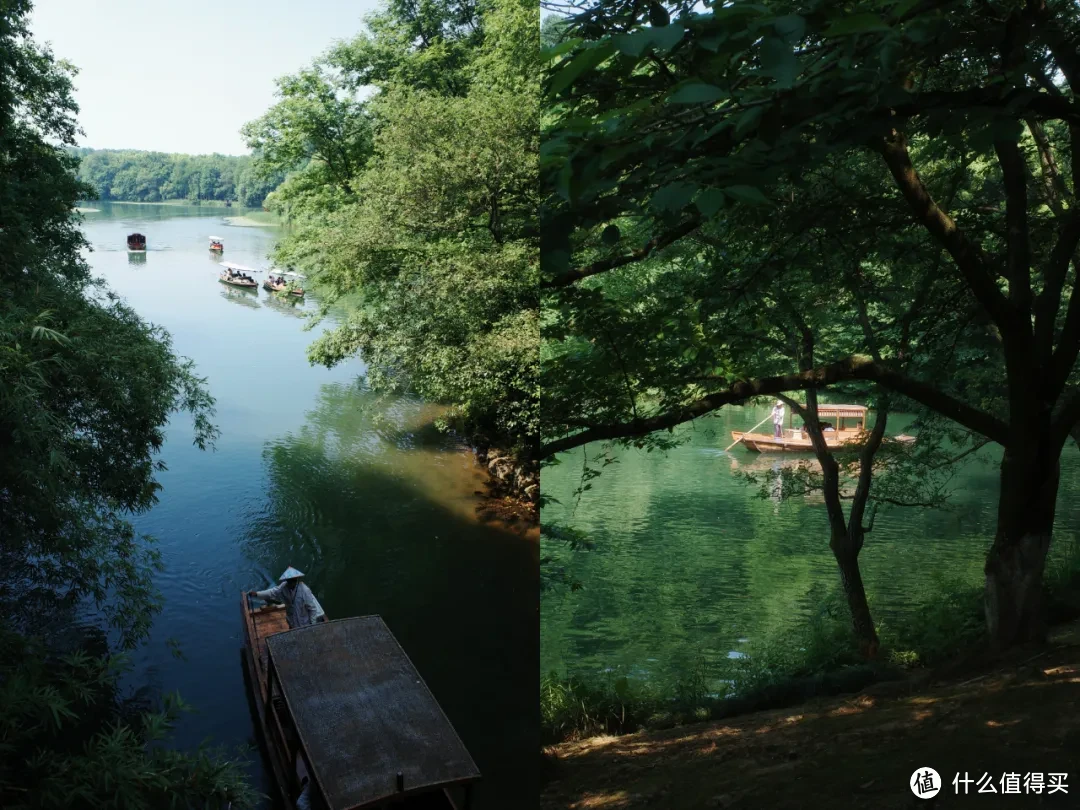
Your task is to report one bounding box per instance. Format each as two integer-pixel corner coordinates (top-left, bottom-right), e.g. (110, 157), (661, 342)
(219, 272), (257, 288)
(241, 596), (480, 810)
(729, 404), (913, 453)
(218, 261), (259, 289)
(264, 270), (306, 297)
(208, 236), (224, 252)
(127, 233), (146, 252)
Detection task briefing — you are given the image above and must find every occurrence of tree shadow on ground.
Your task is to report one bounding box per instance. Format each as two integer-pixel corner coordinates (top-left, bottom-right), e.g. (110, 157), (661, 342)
(540, 624), (1080, 809)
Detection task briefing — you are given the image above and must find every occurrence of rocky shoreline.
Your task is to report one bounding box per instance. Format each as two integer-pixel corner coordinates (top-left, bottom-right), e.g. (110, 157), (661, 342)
(474, 442), (539, 519)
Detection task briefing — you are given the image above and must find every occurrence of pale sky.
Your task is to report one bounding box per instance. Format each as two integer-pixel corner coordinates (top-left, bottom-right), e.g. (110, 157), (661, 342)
(30, 0), (381, 155)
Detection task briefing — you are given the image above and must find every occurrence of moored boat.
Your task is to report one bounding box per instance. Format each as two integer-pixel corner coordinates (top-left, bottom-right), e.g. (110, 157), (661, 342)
(730, 405), (914, 453)
(240, 596), (480, 810)
(127, 232), (146, 252)
(208, 236), (224, 252)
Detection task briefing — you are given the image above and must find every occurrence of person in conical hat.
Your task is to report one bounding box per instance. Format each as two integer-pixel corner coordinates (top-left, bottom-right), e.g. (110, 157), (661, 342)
(248, 566), (326, 629)
(771, 399), (785, 439)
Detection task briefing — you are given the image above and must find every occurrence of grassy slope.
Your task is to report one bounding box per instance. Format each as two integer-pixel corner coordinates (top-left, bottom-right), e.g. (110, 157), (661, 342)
(541, 621), (1080, 809)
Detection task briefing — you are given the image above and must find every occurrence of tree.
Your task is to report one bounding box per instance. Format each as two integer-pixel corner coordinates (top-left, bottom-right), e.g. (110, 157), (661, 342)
(542, 0), (1080, 650)
(1, 2), (254, 805)
(246, 0), (539, 457)
(72, 148), (283, 206)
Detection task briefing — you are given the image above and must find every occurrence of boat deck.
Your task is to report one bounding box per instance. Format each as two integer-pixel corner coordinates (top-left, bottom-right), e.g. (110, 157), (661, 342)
(731, 430), (916, 453)
(731, 430), (859, 452)
(249, 603), (289, 694)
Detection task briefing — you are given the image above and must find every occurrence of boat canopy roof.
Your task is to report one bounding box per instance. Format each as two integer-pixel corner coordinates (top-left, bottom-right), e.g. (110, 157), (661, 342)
(265, 616), (480, 810)
(273, 270), (306, 279)
(208, 235), (224, 241)
(815, 404), (868, 417)
(219, 261), (260, 273)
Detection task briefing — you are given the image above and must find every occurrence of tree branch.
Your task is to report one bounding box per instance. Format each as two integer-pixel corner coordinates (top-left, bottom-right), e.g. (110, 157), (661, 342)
(878, 129), (1013, 328)
(993, 136), (1033, 314)
(540, 356), (1010, 458)
(543, 218), (700, 288)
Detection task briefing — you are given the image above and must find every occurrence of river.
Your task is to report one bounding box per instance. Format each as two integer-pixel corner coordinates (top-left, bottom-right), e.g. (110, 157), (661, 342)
(541, 408), (1080, 687)
(78, 202), (538, 808)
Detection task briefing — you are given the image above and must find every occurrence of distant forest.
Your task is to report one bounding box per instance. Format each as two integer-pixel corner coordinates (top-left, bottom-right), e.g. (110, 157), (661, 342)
(70, 147), (286, 207)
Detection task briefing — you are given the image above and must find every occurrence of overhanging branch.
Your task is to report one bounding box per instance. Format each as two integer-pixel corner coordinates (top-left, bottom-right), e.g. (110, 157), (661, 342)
(540, 356), (1009, 458)
(543, 217), (700, 289)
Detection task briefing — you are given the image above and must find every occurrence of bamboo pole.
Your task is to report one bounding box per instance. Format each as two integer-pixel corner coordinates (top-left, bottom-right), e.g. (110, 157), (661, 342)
(723, 414), (773, 452)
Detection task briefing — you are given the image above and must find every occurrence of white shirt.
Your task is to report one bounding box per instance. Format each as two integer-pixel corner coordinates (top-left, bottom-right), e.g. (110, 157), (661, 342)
(254, 580), (325, 629)
(772, 404), (784, 425)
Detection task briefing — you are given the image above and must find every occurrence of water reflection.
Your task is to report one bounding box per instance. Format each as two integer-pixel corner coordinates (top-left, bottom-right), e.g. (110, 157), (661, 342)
(219, 286), (261, 309)
(261, 291), (307, 319)
(239, 380), (538, 809)
(128, 251), (147, 266)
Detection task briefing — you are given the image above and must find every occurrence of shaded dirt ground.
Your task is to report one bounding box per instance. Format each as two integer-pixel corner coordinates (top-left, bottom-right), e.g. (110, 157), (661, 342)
(541, 623), (1080, 809)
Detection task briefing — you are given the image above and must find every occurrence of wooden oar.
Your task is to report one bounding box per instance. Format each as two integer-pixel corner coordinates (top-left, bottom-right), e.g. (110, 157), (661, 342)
(723, 414), (773, 452)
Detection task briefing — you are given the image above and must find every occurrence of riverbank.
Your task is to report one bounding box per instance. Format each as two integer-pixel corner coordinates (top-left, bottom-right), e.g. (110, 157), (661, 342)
(475, 443), (538, 523)
(104, 199), (238, 207)
(223, 212), (280, 227)
(541, 618), (1080, 809)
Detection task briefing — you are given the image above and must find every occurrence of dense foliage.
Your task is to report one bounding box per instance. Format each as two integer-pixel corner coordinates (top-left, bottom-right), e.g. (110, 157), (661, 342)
(71, 147), (284, 207)
(0, 2), (254, 805)
(542, 0), (1080, 650)
(244, 0), (539, 456)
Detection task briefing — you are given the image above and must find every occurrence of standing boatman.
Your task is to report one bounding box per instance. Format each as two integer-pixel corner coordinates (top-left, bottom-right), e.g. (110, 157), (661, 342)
(248, 567), (326, 629)
(772, 400), (785, 439)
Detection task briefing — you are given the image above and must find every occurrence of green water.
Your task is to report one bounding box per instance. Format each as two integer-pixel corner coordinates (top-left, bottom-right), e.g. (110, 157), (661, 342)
(78, 202), (538, 807)
(540, 409), (1080, 685)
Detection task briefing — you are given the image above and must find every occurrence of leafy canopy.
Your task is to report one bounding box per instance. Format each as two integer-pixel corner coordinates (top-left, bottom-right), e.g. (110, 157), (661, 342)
(0, 2), (252, 806)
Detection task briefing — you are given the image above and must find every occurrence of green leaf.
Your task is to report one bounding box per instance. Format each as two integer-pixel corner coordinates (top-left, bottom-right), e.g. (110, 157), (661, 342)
(734, 106), (765, 139)
(649, 2), (670, 27)
(890, 0), (921, 19)
(667, 82), (726, 104)
(880, 37), (903, 72)
(650, 23), (685, 53)
(613, 29), (652, 58)
(695, 188), (726, 218)
(549, 41), (615, 95)
(759, 37), (797, 88)
(824, 14), (891, 37)
(602, 224), (621, 245)
(723, 185), (770, 205)
(651, 181), (700, 213)
(773, 14), (806, 43)
(542, 37), (583, 61)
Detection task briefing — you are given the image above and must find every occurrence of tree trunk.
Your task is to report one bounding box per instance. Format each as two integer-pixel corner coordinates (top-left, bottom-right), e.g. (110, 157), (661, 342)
(832, 530), (880, 658)
(799, 389), (881, 659)
(984, 451), (1059, 648)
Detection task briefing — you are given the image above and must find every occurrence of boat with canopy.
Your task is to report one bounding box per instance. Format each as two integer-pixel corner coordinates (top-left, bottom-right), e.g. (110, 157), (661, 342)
(264, 269), (306, 297)
(209, 236), (224, 252)
(729, 405), (914, 453)
(218, 261), (260, 289)
(127, 233), (146, 252)
(241, 598), (480, 810)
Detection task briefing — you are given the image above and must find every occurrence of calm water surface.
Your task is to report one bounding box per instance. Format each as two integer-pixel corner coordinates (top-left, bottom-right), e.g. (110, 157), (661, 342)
(79, 202), (538, 808)
(541, 410), (1080, 686)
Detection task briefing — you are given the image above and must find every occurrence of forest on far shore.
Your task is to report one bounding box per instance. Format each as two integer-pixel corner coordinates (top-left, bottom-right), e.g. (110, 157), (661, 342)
(70, 147), (285, 207)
